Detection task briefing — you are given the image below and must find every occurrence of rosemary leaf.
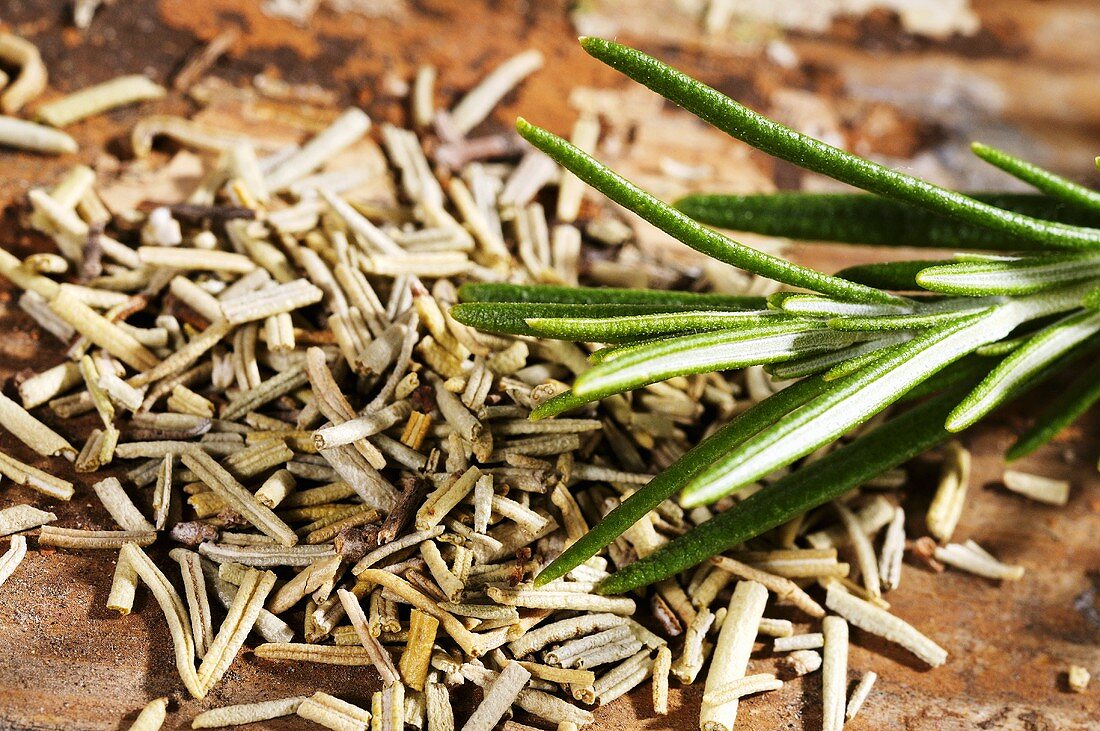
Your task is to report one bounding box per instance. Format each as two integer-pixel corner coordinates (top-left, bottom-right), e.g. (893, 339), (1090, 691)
(451, 302), (767, 338)
(458, 282), (764, 308)
(916, 254), (1100, 296)
(825, 307), (990, 332)
(971, 142), (1100, 212)
(771, 293), (912, 318)
(675, 192), (1100, 251)
(525, 310), (779, 342)
(570, 322), (864, 402)
(899, 355), (997, 403)
(975, 335), (1029, 357)
(767, 333), (913, 380)
(822, 342), (908, 381)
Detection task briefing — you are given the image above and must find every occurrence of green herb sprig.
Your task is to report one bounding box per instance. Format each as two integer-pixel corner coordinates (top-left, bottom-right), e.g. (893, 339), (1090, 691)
(451, 38), (1100, 593)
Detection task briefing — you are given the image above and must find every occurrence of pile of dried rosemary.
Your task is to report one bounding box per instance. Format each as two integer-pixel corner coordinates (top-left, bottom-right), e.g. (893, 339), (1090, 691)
(0, 28), (1080, 731)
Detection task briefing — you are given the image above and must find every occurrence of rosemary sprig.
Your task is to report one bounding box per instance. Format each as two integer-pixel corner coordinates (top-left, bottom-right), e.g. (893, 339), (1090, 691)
(578, 37), (1100, 249)
(458, 38), (1100, 593)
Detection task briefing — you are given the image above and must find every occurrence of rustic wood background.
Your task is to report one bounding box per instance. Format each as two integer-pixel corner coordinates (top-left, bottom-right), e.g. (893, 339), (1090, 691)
(0, 1), (1098, 729)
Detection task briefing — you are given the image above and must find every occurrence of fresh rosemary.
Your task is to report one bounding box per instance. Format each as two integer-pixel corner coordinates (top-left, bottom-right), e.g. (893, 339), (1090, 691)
(453, 38), (1100, 594)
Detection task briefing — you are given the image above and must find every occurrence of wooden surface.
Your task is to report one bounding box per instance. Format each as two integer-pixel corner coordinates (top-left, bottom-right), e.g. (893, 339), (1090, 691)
(1, 1), (1099, 729)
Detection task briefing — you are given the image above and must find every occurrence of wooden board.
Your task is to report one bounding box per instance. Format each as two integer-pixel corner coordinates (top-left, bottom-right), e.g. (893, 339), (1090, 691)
(1, 1), (1098, 729)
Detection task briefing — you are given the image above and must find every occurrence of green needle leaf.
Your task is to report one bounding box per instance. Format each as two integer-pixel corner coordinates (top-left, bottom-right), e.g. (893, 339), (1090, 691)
(947, 308), (1100, 431)
(529, 389), (591, 420)
(598, 386), (969, 594)
(975, 335), (1029, 356)
(916, 254), (1100, 296)
(837, 260), (953, 290)
(822, 341), (908, 381)
(534, 374), (832, 586)
(457, 282), (764, 308)
(580, 37), (1100, 250)
(679, 308), (1018, 507)
(826, 307), (990, 332)
(524, 310), (778, 342)
(1007, 353), (1100, 460)
(900, 354), (997, 402)
(971, 142), (1100, 212)
(515, 118), (903, 305)
(450, 302), (762, 337)
(771, 293), (912, 318)
(570, 322), (864, 402)
(768, 333), (913, 379)
(675, 192), (1100, 251)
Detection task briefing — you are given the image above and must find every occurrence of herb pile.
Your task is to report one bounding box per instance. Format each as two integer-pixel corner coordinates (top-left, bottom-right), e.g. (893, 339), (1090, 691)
(458, 37), (1100, 595)
(0, 27), (1094, 731)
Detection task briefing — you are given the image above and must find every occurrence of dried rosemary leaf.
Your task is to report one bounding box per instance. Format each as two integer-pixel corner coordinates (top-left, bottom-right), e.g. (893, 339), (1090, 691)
(297, 691), (373, 731)
(48, 291), (160, 371)
(181, 451), (297, 547)
(0, 392), (76, 460)
(0, 449), (74, 499)
(125, 697), (168, 731)
(39, 527), (156, 549)
(0, 115), (77, 153)
(197, 567), (276, 693)
(253, 643), (375, 666)
(821, 616), (849, 731)
(0, 504), (56, 536)
(1002, 469), (1070, 506)
(825, 584), (947, 667)
(37, 74), (165, 127)
(700, 581), (767, 731)
(0, 535), (29, 589)
(399, 608), (439, 691)
(192, 697), (308, 728)
(93, 477), (154, 532)
(119, 542), (203, 698)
